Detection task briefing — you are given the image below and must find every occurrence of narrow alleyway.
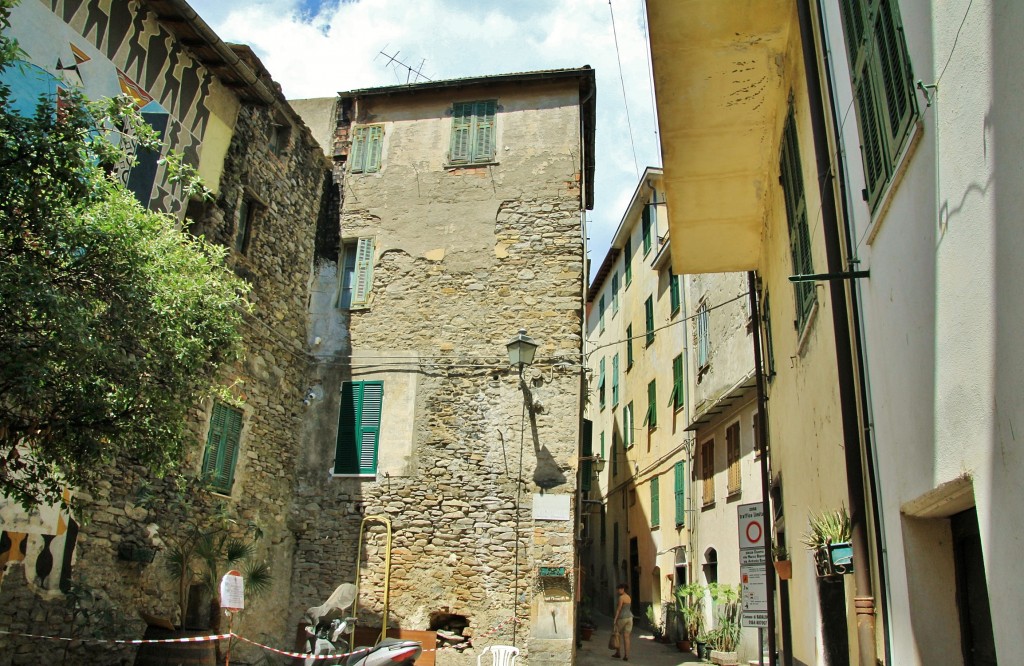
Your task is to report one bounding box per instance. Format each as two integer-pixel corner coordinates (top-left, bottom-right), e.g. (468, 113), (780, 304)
(576, 616), (700, 666)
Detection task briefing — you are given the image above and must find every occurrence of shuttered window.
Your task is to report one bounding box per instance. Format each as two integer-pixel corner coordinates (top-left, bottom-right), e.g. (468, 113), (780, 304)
(671, 354), (684, 411)
(611, 272), (620, 314)
(350, 125), (384, 174)
(727, 422), (742, 495)
(696, 301), (710, 368)
(641, 203), (653, 255)
(644, 296), (655, 346)
(650, 476), (660, 528)
(624, 238), (632, 286)
(669, 273), (681, 315)
(598, 357), (606, 409)
(334, 381), (384, 475)
(701, 439), (715, 506)
(780, 110), (815, 330)
(340, 238), (376, 309)
(626, 324), (634, 369)
(612, 354), (620, 407)
(599, 295), (606, 333)
(840, 0), (917, 211)
(623, 402), (634, 449)
(449, 100), (497, 165)
(202, 402), (243, 494)
(674, 461), (686, 527)
(644, 379), (657, 429)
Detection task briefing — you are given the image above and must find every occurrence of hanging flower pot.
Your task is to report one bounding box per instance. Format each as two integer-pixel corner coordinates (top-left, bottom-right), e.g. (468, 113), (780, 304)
(802, 507), (853, 578)
(773, 559), (793, 580)
(828, 541), (854, 575)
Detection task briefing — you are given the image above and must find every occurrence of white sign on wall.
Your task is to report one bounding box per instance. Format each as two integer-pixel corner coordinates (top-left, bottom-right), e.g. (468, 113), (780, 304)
(737, 502), (768, 629)
(220, 570), (245, 611)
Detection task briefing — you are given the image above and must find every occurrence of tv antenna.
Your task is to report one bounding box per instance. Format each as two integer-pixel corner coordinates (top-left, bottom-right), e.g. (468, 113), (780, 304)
(376, 46), (431, 84)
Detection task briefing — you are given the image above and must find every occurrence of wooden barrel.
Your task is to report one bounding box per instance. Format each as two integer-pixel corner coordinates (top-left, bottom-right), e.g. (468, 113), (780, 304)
(133, 626), (217, 666)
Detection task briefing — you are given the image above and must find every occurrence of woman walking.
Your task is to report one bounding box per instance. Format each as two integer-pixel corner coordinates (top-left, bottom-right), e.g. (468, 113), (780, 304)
(611, 583), (633, 661)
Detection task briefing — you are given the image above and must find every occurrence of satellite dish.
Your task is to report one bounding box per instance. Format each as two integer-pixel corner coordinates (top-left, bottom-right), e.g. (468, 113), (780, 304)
(305, 582), (358, 625)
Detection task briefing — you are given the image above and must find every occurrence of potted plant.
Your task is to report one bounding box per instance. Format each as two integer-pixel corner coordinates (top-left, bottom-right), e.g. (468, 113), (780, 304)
(773, 544), (792, 580)
(645, 605), (665, 642)
(801, 506), (854, 577)
(707, 584), (741, 665)
(695, 631), (710, 661)
(578, 599), (596, 640)
(675, 582), (704, 652)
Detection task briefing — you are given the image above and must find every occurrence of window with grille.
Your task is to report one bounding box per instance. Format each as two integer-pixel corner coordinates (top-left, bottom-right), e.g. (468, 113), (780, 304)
(350, 125), (383, 173)
(727, 422), (742, 495)
(839, 0), (917, 211)
(780, 109), (815, 330)
(334, 381), (384, 475)
(449, 100), (496, 165)
(202, 402), (243, 494)
(702, 439), (715, 506)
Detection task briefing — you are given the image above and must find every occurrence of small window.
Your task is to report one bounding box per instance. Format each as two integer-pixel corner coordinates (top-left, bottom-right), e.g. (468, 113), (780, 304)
(202, 402), (243, 494)
(727, 422), (741, 495)
(449, 100), (496, 165)
(701, 439), (715, 506)
(268, 120), (291, 157)
(644, 296), (655, 346)
(650, 476), (660, 528)
(234, 197), (258, 255)
(334, 381), (384, 475)
(339, 237), (375, 309)
(350, 125), (384, 174)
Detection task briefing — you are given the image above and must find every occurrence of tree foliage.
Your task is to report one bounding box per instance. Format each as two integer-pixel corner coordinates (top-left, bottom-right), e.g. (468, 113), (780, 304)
(0, 4), (249, 509)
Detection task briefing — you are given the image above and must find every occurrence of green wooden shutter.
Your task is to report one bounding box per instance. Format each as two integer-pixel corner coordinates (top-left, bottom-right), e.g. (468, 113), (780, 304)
(780, 110), (815, 329)
(645, 296), (655, 345)
(203, 403), (242, 494)
(472, 100), (496, 162)
(674, 461), (686, 527)
(642, 203), (652, 254)
(450, 102), (472, 163)
(624, 238), (632, 285)
(624, 402), (634, 448)
(335, 381), (384, 475)
(874, 0), (915, 165)
(365, 125), (383, 173)
(611, 273), (619, 313)
(650, 476), (660, 527)
(350, 237), (375, 307)
(598, 357), (606, 409)
(599, 295), (606, 333)
(350, 126), (367, 173)
(612, 354), (619, 407)
(611, 432), (619, 476)
(672, 354), (684, 410)
(582, 419), (593, 492)
(626, 324), (633, 368)
(838, 0), (869, 63)
(669, 274), (680, 314)
(646, 379), (657, 429)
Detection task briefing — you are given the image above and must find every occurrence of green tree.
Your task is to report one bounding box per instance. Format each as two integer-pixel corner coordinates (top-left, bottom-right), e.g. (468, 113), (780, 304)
(0, 2), (249, 509)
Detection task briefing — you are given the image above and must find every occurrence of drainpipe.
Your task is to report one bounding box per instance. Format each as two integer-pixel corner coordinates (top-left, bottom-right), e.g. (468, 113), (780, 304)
(794, 1), (876, 663)
(794, 3), (878, 666)
(813, 3), (892, 663)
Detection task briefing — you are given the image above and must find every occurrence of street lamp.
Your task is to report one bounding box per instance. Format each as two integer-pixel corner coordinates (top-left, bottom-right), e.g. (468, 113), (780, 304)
(506, 328), (539, 373)
(579, 452), (606, 474)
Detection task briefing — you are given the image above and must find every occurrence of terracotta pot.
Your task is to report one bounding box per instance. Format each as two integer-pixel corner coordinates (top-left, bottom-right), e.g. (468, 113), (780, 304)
(677, 639), (692, 652)
(774, 559), (793, 580)
(580, 626), (594, 641)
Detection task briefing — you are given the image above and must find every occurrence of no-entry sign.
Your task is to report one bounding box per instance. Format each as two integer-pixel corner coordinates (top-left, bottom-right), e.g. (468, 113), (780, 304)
(737, 502), (768, 629)
(737, 502), (765, 549)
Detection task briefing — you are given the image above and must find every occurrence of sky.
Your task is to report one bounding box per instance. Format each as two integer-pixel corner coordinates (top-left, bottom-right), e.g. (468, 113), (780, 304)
(188, 0), (662, 280)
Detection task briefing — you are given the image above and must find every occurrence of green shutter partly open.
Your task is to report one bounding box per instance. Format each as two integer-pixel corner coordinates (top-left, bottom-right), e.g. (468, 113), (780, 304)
(674, 461), (686, 527)
(672, 354), (684, 410)
(203, 402), (243, 494)
(334, 381), (384, 475)
(350, 237), (375, 308)
(365, 125), (383, 173)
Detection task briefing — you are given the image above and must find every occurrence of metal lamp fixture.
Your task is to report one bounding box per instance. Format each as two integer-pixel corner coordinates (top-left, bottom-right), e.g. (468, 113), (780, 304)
(580, 452), (606, 473)
(506, 328), (539, 371)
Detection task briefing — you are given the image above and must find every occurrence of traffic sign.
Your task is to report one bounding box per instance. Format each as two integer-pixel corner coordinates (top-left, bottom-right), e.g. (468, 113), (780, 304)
(737, 502), (764, 550)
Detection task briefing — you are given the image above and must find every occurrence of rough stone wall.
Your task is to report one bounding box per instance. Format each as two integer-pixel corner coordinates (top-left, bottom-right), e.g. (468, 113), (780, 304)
(294, 81), (587, 666)
(0, 99), (327, 665)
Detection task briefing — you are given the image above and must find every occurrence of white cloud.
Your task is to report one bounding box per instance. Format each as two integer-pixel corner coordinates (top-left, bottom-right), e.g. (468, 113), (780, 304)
(189, 0), (662, 278)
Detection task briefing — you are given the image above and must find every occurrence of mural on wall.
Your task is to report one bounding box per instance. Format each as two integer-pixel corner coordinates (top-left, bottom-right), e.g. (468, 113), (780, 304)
(5, 0), (215, 214)
(0, 490), (79, 597)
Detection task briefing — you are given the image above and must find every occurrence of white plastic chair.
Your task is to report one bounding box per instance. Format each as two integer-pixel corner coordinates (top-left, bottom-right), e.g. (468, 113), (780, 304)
(477, 645), (520, 666)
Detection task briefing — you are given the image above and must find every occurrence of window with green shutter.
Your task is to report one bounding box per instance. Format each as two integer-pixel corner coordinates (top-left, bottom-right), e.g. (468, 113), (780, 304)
(449, 100), (497, 165)
(624, 238), (632, 286)
(611, 272), (620, 314)
(671, 354), (684, 411)
(612, 354), (620, 407)
(611, 430), (619, 476)
(644, 379), (657, 429)
(599, 294), (606, 333)
(334, 380), (384, 475)
(763, 292), (777, 379)
(339, 237), (375, 309)
(650, 476), (660, 528)
(202, 402), (243, 494)
(642, 203), (653, 255)
(626, 324), (634, 369)
(780, 109), (815, 330)
(598, 357), (606, 410)
(674, 461), (686, 527)
(644, 296), (655, 346)
(350, 125), (384, 173)
(623, 402), (635, 448)
(840, 0), (917, 211)
(669, 273), (681, 315)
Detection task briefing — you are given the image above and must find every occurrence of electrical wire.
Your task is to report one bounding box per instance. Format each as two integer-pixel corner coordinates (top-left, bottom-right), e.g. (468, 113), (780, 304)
(608, 0), (640, 178)
(638, 0), (661, 163)
(935, 0), (975, 87)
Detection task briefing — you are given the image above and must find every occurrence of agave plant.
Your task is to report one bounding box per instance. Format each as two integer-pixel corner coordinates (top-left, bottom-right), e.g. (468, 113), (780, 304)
(800, 506), (852, 550)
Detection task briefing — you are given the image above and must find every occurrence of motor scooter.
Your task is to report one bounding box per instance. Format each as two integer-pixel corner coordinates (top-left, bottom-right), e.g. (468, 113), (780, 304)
(302, 583), (422, 666)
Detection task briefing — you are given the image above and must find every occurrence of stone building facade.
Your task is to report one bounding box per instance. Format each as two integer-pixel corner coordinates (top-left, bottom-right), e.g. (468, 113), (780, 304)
(293, 70), (596, 665)
(0, 3), (329, 664)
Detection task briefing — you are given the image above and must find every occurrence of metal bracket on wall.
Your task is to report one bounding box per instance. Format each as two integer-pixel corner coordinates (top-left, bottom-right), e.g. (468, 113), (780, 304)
(788, 270), (869, 283)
